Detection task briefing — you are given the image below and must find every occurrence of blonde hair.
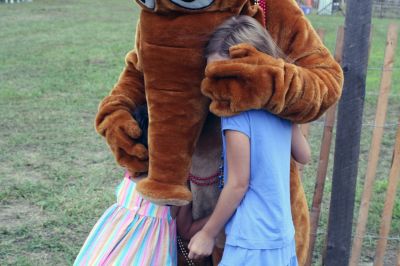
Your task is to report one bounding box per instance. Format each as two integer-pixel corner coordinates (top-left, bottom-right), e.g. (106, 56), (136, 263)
(205, 16), (286, 60)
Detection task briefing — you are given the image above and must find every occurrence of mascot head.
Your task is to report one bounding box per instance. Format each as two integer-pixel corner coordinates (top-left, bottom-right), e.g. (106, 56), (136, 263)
(135, 0), (254, 14)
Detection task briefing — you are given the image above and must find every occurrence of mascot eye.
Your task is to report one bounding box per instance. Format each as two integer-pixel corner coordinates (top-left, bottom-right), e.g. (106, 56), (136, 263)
(138, 0), (155, 9)
(169, 0), (214, 10)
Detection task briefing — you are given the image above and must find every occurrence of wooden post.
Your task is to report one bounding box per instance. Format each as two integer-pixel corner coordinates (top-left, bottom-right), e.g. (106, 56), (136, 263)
(349, 23), (399, 266)
(324, 0), (373, 265)
(397, 246), (400, 266)
(316, 28), (326, 41)
(305, 26), (344, 266)
(373, 118), (400, 266)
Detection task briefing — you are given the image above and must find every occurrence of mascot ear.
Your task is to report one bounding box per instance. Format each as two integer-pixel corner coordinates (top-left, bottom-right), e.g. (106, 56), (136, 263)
(240, 2), (266, 27)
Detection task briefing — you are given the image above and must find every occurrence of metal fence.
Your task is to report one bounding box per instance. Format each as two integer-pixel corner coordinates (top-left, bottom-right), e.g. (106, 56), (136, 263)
(308, 0), (400, 18)
(0, 0), (32, 3)
(373, 1), (400, 18)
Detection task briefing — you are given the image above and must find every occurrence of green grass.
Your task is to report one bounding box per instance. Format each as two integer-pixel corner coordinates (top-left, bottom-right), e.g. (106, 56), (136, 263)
(308, 14), (400, 94)
(0, 1), (399, 265)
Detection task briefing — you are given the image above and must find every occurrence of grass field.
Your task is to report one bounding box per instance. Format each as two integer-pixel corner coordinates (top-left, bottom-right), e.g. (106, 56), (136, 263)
(0, 1), (399, 265)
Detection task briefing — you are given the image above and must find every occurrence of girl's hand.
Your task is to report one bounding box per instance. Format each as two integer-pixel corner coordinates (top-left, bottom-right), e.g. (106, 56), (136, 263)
(188, 230), (215, 260)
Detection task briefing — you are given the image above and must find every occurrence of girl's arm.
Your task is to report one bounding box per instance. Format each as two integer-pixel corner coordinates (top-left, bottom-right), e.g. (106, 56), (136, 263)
(291, 124), (311, 165)
(175, 204), (210, 241)
(188, 130), (250, 260)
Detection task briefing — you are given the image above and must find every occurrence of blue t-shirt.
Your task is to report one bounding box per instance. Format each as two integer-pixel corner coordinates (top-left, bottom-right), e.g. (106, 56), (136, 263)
(222, 110), (294, 249)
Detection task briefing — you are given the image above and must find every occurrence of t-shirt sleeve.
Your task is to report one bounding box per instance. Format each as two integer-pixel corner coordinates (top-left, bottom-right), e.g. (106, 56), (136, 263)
(221, 113), (251, 138)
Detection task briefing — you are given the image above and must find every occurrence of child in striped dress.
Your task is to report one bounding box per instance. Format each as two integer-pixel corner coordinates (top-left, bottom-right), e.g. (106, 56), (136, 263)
(74, 172), (177, 265)
(74, 106), (208, 266)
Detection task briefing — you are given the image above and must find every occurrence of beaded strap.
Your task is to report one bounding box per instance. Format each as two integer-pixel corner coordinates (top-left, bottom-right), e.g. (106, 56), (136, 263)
(177, 236), (196, 266)
(218, 153), (224, 190)
(255, 0), (267, 16)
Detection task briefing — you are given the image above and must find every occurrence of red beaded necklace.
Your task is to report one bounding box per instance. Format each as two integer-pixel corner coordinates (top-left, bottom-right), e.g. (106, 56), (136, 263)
(255, 0), (267, 16)
(189, 155), (225, 189)
(188, 172), (220, 186)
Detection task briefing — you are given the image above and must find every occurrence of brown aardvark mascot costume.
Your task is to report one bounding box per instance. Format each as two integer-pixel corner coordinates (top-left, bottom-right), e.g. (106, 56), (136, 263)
(95, 0), (343, 265)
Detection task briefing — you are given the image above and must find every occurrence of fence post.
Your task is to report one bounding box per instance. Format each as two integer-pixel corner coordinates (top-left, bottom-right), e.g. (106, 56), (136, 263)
(373, 117), (400, 266)
(349, 23), (399, 266)
(305, 26), (344, 266)
(397, 246), (400, 266)
(324, 0), (373, 265)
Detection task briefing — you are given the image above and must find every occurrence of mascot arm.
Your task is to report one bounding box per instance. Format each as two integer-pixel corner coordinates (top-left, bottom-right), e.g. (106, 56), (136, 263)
(95, 48), (149, 174)
(201, 1), (343, 123)
(264, 8), (343, 123)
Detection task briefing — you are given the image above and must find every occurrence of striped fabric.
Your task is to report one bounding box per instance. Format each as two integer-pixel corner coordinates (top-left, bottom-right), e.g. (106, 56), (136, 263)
(74, 175), (177, 266)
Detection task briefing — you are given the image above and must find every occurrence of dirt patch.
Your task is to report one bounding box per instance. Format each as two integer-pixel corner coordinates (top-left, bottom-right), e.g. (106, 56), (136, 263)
(363, 246), (400, 266)
(0, 200), (46, 231)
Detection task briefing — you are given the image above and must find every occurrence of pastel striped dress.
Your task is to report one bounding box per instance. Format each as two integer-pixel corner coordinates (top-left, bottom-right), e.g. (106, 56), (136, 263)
(74, 173), (177, 265)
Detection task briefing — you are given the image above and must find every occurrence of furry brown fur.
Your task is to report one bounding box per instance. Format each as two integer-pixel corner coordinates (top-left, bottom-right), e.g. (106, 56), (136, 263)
(95, 0), (343, 264)
(134, 2), (264, 206)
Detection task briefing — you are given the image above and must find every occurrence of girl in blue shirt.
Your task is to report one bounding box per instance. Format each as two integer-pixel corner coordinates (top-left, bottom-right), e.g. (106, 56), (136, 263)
(188, 16), (311, 266)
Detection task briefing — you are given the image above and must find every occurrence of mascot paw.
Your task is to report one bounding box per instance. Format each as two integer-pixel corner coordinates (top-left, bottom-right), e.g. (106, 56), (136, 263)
(202, 77), (265, 116)
(98, 109), (149, 175)
(201, 43), (285, 116)
(136, 178), (192, 206)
